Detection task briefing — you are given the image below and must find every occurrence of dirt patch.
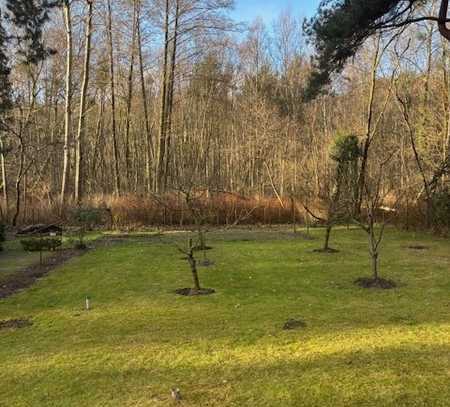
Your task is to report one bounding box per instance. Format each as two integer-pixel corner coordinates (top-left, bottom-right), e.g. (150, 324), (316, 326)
(354, 277), (397, 289)
(0, 249), (87, 300)
(0, 319), (33, 331)
(407, 245), (429, 251)
(175, 288), (216, 296)
(313, 247), (340, 253)
(283, 319), (307, 330)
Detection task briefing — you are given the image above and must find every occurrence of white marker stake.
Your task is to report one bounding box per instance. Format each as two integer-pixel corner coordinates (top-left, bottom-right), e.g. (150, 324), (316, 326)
(85, 296), (90, 311)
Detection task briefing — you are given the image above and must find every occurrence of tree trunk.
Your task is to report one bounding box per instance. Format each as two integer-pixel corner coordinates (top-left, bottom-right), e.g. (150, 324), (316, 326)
(188, 254), (201, 291)
(371, 252), (379, 281)
(324, 224), (332, 251)
(368, 219), (379, 281)
(12, 141), (24, 227)
(156, 0), (170, 193)
(106, 0), (121, 196)
(124, 0), (138, 189)
(163, 0), (180, 191)
(74, 0), (93, 204)
(136, 0), (154, 194)
(439, 0), (450, 41)
(291, 196), (296, 234)
(91, 91), (105, 192)
(0, 134), (8, 218)
(60, 0), (73, 209)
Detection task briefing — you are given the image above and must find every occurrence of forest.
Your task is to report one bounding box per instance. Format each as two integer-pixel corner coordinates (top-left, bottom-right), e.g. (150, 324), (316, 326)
(0, 0), (448, 232)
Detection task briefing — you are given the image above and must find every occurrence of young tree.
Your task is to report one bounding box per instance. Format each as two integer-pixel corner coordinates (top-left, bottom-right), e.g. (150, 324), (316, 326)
(174, 237), (215, 296)
(181, 187), (213, 253)
(182, 239), (200, 291)
(353, 155), (397, 289)
(302, 134), (360, 253)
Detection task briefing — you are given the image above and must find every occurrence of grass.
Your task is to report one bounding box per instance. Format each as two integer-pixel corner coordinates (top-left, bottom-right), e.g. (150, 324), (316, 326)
(0, 233), (102, 285)
(0, 227), (449, 406)
(0, 240), (50, 284)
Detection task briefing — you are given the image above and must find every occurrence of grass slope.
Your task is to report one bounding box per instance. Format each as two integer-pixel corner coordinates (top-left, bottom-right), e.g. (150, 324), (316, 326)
(0, 228), (449, 406)
(0, 240), (51, 284)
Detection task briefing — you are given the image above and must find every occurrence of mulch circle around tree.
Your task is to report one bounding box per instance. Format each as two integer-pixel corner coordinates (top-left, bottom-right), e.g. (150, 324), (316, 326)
(175, 288), (216, 296)
(0, 249), (88, 300)
(313, 248), (340, 254)
(354, 277), (397, 289)
(0, 319), (33, 331)
(283, 319), (307, 330)
(407, 245), (429, 251)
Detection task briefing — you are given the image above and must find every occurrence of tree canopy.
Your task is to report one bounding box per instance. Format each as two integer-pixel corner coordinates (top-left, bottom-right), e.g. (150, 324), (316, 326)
(0, 12), (11, 124)
(0, 0), (58, 134)
(3, 0), (58, 65)
(304, 0), (450, 100)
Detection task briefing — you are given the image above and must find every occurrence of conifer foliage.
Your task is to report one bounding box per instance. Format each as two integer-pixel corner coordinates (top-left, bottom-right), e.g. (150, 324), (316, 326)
(304, 0), (449, 99)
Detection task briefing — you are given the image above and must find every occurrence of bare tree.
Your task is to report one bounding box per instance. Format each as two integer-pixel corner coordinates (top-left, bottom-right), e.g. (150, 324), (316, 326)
(168, 235), (215, 297)
(353, 153), (398, 289)
(136, 0), (154, 194)
(106, 0), (120, 196)
(75, 0), (94, 204)
(60, 0), (73, 208)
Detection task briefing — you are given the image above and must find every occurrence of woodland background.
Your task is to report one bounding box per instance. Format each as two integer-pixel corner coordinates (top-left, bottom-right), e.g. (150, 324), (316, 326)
(1, 0), (449, 230)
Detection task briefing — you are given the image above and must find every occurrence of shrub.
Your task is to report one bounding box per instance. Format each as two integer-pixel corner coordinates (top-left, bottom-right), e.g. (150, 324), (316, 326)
(20, 237), (62, 252)
(432, 189), (450, 232)
(71, 207), (104, 230)
(70, 207), (105, 249)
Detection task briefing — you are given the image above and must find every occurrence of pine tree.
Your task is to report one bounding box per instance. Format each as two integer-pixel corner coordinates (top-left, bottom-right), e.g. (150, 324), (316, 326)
(304, 0), (450, 99)
(0, 12), (11, 129)
(5, 0), (59, 65)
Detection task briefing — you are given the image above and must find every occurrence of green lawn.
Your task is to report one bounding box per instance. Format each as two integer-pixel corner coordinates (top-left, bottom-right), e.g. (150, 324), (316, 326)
(0, 240), (49, 284)
(0, 233), (102, 285)
(0, 227), (449, 406)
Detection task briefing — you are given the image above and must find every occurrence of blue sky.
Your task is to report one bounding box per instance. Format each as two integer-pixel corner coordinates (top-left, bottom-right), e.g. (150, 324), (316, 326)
(232, 0), (320, 23)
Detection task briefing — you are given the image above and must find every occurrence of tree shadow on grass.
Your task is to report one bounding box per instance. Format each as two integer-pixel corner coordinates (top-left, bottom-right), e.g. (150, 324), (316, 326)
(2, 343), (449, 406)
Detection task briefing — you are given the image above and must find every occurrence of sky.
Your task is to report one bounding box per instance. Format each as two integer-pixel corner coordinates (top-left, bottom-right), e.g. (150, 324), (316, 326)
(232, 0), (320, 23)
